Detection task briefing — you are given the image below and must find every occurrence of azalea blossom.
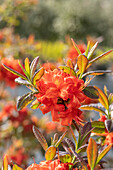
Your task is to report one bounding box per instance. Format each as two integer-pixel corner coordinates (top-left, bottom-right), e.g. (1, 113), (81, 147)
(35, 69), (87, 126)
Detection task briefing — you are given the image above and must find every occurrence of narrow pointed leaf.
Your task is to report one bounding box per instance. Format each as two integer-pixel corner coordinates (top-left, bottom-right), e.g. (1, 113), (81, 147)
(18, 60), (29, 78)
(45, 146), (56, 160)
(96, 144), (112, 165)
(33, 126), (48, 151)
(91, 121), (106, 133)
(105, 119), (112, 132)
(108, 93), (113, 105)
(3, 155), (8, 170)
(64, 137), (75, 151)
(59, 66), (77, 77)
(25, 57), (30, 76)
(15, 77), (32, 86)
(13, 164), (23, 170)
(17, 92), (36, 111)
(87, 138), (98, 169)
(51, 133), (58, 146)
(83, 86), (99, 99)
(94, 86), (109, 110)
(77, 54), (88, 74)
(68, 124), (77, 148)
(71, 38), (82, 55)
(31, 102), (41, 109)
(88, 49), (113, 66)
(32, 67), (44, 85)
(55, 131), (67, 148)
(66, 59), (74, 69)
(30, 56), (39, 78)
(2, 64), (27, 80)
(80, 104), (107, 115)
(85, 41), (90, 57)
(87, 42), (98, 59)
(77, 144), (88, 153)
(82, 70), (111, 78)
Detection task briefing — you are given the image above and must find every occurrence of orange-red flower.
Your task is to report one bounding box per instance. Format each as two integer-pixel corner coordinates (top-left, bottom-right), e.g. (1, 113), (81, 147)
(35, 69), (86, 126)
(67, 44), (86, 64)
(26, 159), (69, 170)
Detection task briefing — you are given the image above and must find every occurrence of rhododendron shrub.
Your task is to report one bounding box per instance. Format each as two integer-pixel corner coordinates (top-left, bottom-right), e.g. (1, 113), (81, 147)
(2, 40), (113, 169)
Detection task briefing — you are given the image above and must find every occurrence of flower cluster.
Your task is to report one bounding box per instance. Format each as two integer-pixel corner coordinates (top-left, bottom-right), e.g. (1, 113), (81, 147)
(35, 69), (87, 126)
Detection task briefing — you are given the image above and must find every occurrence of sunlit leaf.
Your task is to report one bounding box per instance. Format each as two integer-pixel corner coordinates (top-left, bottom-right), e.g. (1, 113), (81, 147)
(33, 126), (48, 151)
(17, 92), (36, 111)
(87, 42), (98, 59)
(31, 101), (41, 109)
(85, 41), (90, 57)
(18, 60), (28, 78)
(66, 59), (74, 69)
(55, 131), (67, 148)
(82, 70), (111, 78)
(13, 164), (23, 170)
(83, 86), (99, 99)
(96, 144), (112, 165)
(3, 154), (8, 170)
(15, 77), (32, 86)
(77, 144), (88, 153)
(80, 104), (107, 115)
(45, 146), (56, 160)
(59, 66), (77, 77)
(30, 56), (39, 78)
(108, 93), (113, 105)
(60, 154), (72, 163)
(77, 54), (88, 75)
(2, 64), (27, 80)
(51, 133), (58, 146)
(25, 57), (30, 76)
(94, 86), (109, 110)
(32, 67), (44, 85)
(71, 38), (82, 55)
(87, 138), (98, 169)
(91, 121), (106, 133)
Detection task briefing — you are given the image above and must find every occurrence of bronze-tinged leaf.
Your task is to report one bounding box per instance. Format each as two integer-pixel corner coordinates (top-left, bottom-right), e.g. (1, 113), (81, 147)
(71, 38), (82, 55)
(51, 133), (58, 146)
(94, 86), (109, 110)
(80, 104), (107, 115)
(82, 70), (111, 78)
(59, 66), (77, 77)
(87, 42), (98, 59)
(96, 144), (112, 165)
(15, 77), (32, 86)
(77, 54), (88, 75)
(87, 138), (98, 169)
(13, 164), (23, 170)
(30, 56), (39, 78)
(105, 119), (112, 132)
(17, 92), (36, 111)
(3, 154), (8, 170)
(25, 57), (30, 76)
(63, 137), (75, 151)
(66, 59), (74, 69)
(77, 144), (88, 154)
(55, 131), (67, 148)
(33, 126), (48, 151)
(32, 67), (44, 85)
(108, 93), (113, 105)
(61, 140), (72, 154)
(68, 124), (77, 149)
(91, 121), (106, 133)
(59, 154), (72, 163)
(2, 64), (27, 80)
(88, 49), (113, 66)
(83, 86), (99, 99)
(45, 146), (56, 160)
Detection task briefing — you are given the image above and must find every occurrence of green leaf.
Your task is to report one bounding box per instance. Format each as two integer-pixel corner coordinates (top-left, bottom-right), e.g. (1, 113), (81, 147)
(3, 155), (8, 170)
(45, 146), (56, 160)
(88, 49), (113, 66)
(33, 126), (48, 151)
(82, 70), (111, 78)
(96, 144), (112, 165)
(71, 38), (82, 55)
(17, 92), (36, 111)
(30, 56), (39, 78)
(13, 164), (23, 170)
(18, 60), (29, 78)
(15, 77), (32, 86)
(85, 41), (90, 57)
(77, 144), (88, 153)
(60, 154), (72, 163)
(2, 64), (27, 80)
(108, 93), (113, 105)
(91, 121), (106, 133)
(94, 86), (109, 110)
(77, 54), (88, 75)
(51, 133), (58, 146)
(25, 57), (30, 76)
(80, 104), (107, 115)
(66, 59), (74, 69)
(83, 86), (99, 99)
(31, 101), (41, 109)
(87, 42), (98, 59)
(87, 138), (98, 169)
(32, 67), (44, 85)
(59, 66), (77, 77)
(55, 131), (67, 148)
(68, 124), (77, 149)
